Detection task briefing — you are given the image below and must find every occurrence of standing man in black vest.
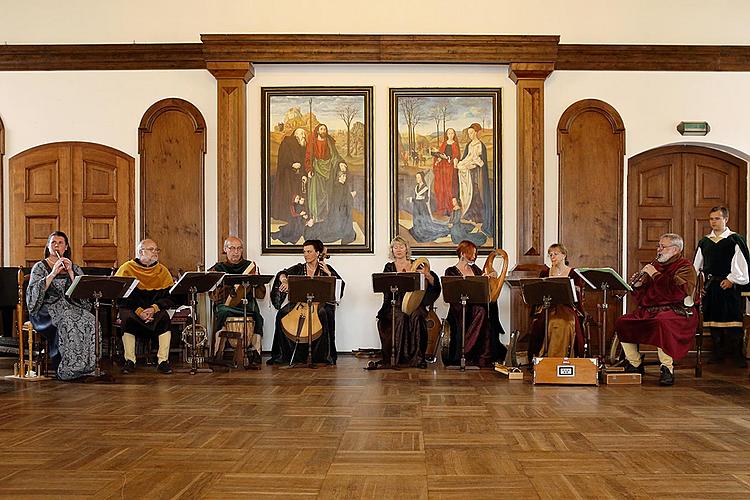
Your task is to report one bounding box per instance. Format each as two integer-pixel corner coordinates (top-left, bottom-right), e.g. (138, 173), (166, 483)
(694, 206), (750, 367)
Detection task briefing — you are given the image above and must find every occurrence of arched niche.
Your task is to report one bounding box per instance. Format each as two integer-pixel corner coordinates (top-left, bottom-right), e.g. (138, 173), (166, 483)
(557, 98), (625, 269)
(138, 98), (207, 275)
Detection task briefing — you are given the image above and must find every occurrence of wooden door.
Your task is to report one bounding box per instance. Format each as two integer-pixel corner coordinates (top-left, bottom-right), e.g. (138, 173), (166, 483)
(139, 98), (206, 276)
(10, 142), (135, 268)
(627, 145), (747, 281)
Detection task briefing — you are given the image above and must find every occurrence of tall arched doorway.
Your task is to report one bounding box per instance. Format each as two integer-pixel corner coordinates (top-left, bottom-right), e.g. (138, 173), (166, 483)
(627, 144), (747, 279)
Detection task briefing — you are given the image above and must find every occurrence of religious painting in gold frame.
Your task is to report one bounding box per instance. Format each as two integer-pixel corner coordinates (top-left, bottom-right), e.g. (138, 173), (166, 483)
(261, 86), (374, 254)
(389, 88), (502, 255)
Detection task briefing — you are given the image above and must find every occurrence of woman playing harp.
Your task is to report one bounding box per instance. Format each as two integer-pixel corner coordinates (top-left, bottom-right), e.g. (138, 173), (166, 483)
(369, 236), (441, 369)
(266, 239), (344, 366)
(443, 240), (506, 368)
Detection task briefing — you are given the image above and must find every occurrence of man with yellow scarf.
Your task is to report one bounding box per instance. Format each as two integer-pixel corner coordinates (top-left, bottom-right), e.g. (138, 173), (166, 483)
(115, 239), (179, 374)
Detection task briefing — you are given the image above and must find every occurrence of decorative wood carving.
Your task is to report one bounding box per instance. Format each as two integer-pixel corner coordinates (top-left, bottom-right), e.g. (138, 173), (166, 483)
(557, 45), (750, 71)
(139, 98), (207, 275)
(509, 63), (554, 265)
(557, 99), (625, 354)
(0, 114), (4, 265)
(628, 145), (747, 281)
(1, 38), (749, 72)
(9, 142), (135, 268)
(207, 62), (253, 257)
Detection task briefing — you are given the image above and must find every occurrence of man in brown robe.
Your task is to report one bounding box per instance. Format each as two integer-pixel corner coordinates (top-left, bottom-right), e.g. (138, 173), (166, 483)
(615, 233), (698, 386)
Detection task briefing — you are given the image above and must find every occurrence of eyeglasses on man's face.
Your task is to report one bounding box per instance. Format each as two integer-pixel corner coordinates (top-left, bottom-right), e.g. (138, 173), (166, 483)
(143, 247), (160, 252)
(657, 243), (676, 250)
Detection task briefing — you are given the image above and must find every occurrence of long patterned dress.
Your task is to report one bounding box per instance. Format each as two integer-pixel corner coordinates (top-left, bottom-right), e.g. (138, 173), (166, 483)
(26, 260), (96, 380)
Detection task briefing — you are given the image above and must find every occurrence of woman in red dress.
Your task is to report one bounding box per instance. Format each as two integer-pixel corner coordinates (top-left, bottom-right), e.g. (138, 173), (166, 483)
(432, 128), (460, 216)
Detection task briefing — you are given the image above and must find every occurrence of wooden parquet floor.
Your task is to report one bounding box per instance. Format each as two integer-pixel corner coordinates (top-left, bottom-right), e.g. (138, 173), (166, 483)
(1, 356), (750, 499)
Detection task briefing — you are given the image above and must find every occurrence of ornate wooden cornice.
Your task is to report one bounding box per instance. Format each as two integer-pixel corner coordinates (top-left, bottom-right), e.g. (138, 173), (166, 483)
(557, 44), (750, 71)
(0, 35), (747, 72)
(0, 43), (204, 71)
(200, 34), (560, 63)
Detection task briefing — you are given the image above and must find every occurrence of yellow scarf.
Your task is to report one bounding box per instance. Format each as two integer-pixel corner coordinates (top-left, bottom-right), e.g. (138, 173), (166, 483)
(115, 259), (174, 290)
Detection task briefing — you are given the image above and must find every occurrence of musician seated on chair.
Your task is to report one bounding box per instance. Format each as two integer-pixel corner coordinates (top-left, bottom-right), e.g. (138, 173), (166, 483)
(443, 240), (507, 368)
(527, 243), (587, 360)
(115, 239), (180, 375)
(369, 235), (440, 370)
(615, 233), (698, 386)
(208, 236), (266, 366)
(266, 239), (344, 366)
(26, 231), (97, 381)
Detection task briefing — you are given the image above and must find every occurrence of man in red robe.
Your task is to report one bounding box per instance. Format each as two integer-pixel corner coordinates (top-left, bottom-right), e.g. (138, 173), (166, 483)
(615, 233), (698, 386)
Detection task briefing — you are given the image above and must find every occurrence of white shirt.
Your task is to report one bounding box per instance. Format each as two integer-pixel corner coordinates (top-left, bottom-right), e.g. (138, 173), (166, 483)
(693, 227), (750, 285)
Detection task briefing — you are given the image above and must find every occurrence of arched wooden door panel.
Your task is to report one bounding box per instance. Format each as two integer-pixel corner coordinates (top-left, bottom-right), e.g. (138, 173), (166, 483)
(557, 99), (625, 354)
(627, 145), (747, 280)
(9, 142), (135, 268)
(139, 98), (206, 275)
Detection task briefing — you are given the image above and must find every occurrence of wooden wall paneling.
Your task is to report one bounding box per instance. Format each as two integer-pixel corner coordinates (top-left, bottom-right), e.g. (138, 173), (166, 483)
(556, 45), (750, 72)
(0, 115), (4, 265)
(557, 99), (625, 355)
(207, 62), (253, 257)
(557, 99), (625, 268)
(72, 143), (135, 268)
(10, 144), (72, 267)
(505, 63), (553, 339)
(201, 34), (560, 64)
(2, 37), (750, 72)
(0, 43), (205, 71)
(139, 98), (207, 275)
(509, 63), (553, 265)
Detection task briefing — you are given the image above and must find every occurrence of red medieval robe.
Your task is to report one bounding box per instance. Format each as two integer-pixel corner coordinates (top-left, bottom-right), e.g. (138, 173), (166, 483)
(615, 256), (698, 360)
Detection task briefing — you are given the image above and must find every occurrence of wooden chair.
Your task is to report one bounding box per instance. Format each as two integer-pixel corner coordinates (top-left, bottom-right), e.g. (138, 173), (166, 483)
(15, 267), (49, 379)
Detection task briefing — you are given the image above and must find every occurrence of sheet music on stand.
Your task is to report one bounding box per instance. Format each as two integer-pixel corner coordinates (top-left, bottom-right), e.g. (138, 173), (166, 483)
(519, 277), (579, 303)
(574, 267), (632, 293)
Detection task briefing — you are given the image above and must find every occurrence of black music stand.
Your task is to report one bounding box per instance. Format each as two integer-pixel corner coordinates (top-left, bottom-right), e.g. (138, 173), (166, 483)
(520, 278), (577, 357)
(287, 276), (337, 368)
(575, 268), (631, 370)
(441, 276), (490, 371)
(66, 275), (138, 380)
(221, 274), (273, 369)
(170, 271), (225, 374)
(372, 272), (423, 368)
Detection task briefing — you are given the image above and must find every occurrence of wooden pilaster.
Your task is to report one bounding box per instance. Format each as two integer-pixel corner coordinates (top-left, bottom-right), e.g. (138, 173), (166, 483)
(207, 61), (254, 255)
(509, 62), (554, 265)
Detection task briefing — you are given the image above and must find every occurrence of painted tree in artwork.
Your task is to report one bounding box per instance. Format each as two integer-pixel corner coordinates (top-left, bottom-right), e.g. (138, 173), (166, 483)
(400, 97), (424, 162)
(338, 104), (357, 158)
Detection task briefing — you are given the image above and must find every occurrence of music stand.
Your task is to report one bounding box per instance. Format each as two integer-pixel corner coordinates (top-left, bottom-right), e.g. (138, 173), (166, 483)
(221, 274), (273, 369)
(372, 272), (423, 368)
(287, 276), (336, 368)
(170, 271), (225, 374)
(66, 275), (138, 380)
(441, 276), (490, 371)
(575, 268), (631, 370)
(520, 278), (577, 357)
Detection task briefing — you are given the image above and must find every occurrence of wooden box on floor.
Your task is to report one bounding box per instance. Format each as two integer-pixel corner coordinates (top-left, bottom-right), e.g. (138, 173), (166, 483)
(605, 372), (642, 385)
(532, 357), (598, 386)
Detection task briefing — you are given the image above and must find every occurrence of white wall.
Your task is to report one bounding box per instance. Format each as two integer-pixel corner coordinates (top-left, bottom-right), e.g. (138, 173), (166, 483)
(2, 0), (749, 44)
